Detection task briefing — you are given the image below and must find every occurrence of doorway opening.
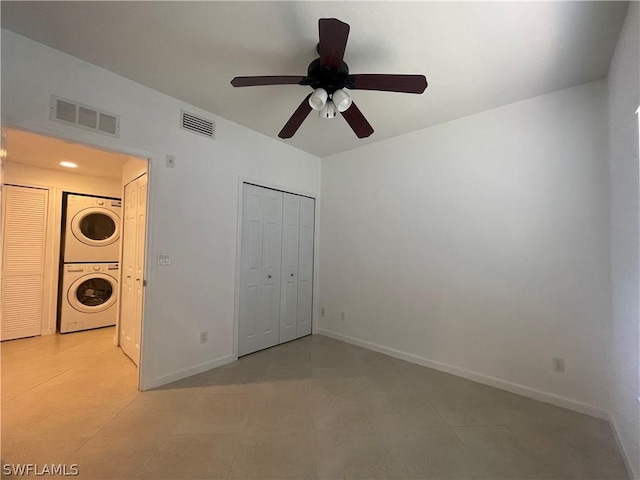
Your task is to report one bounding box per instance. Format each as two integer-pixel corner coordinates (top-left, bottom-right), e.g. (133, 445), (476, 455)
(1, 128), (149, 399)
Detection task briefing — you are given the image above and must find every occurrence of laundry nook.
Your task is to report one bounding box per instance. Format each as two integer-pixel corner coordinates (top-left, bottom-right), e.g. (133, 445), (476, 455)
(1, 128), (148, 365)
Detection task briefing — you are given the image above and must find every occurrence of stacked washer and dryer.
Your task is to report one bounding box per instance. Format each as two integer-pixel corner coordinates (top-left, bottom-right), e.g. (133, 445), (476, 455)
(60, 194), (122, 333)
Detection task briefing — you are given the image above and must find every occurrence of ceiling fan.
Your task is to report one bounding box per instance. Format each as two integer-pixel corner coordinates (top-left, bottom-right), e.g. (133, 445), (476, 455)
(230, 18), (428, 139)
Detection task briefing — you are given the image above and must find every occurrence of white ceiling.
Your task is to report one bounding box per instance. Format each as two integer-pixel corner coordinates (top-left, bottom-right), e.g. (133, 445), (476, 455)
(5, 128), (131, 180)
(1, 1), (628, 158)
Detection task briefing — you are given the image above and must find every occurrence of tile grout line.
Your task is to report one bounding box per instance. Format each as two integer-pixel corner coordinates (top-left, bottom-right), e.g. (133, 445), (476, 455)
(132, 432), (172, 480)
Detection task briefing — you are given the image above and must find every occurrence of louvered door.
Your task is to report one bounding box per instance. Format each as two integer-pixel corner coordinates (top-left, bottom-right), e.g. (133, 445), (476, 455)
(2, 185), (48, 341)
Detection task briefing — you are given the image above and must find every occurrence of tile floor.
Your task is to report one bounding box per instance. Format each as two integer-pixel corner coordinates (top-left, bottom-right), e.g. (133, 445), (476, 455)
(1, 328), (630, 479)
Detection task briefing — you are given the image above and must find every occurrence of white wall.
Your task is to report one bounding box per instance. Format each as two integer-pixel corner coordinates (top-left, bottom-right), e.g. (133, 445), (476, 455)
(607, 2), (640, 477)
(1, 30), (321, 389)
(122, 157), (148, 185)
(4, 161), (122, 335)
(319, 80), (611, 416)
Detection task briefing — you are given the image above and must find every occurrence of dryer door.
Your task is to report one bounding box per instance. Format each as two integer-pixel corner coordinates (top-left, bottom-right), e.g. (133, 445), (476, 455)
(71, 207), (121, 247)
(68, 273), (118, 313)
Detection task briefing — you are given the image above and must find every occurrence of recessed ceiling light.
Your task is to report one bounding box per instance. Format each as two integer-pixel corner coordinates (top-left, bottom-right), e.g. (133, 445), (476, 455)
(60, 161), (78, 168)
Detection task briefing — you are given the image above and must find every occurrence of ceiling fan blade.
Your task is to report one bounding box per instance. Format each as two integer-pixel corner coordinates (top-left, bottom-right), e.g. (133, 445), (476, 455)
(231, 76), (305, 87)
(349, 74), (428, 94)
(341, 102), (374, 138)
(318, 18), (350, 69)
(278, 94), (313, 139)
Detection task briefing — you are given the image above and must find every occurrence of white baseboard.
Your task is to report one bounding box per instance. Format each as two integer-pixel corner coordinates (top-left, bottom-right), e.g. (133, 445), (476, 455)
(140, 354), (234, 391)
(609, 414), (639, 480)
(317, 328), (609, 420)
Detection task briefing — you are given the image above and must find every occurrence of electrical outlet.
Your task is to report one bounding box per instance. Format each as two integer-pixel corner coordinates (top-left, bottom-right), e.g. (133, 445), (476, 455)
(166, 154), (175, 168)
(321, 308), (325, 317)
(200, 331), (208, 344)
(552, 357), (565, 373)
(340, 312), (345, 321)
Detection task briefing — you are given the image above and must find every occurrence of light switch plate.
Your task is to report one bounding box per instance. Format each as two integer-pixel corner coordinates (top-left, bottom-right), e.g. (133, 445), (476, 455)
(157, 253), (171, 266)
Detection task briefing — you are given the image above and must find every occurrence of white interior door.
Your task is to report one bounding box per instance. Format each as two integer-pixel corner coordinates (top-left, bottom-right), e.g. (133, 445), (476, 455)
(238, 184), (283, 356)
(1, 185), (48, 341)
(279, 193), (300, 343)
(119, 173), (147, 365)
(296, 196), (315, 338)
(133, 174), (147, 360)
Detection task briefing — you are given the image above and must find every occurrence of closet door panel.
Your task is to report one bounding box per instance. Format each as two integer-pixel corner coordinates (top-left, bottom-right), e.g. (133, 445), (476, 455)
(259, 188), (283, 349)
(238, 185), (265, 356)
(296, 196), (315, 338)
(2, 185), (48, 341)
(279, 193), (300, 343)
(133, 175), (148, 359)
(120, 173), (148, 365)
(238, 185), (282, 356)
(119, 179), (137, 361)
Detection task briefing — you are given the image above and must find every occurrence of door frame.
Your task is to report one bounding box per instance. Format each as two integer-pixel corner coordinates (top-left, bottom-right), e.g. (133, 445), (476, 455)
(233, 177), (320, 360)
(1, 124), (153, 391)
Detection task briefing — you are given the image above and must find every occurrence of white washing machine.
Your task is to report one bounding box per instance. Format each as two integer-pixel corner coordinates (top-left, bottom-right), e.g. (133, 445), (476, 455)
(64, 194), (121, 263)
(60, 263), (119, 333)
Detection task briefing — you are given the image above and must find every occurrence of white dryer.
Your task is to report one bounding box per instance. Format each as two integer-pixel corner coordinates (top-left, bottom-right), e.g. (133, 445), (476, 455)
(60, 263), (119, 333)
(64, 194), (121, 263)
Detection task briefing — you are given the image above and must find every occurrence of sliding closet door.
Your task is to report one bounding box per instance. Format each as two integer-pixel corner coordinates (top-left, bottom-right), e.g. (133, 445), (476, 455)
(2, 185), (48, 341)
(296, 196), (315, 338)
(279, 193), (300, 343)
(238, 185), (283, 356)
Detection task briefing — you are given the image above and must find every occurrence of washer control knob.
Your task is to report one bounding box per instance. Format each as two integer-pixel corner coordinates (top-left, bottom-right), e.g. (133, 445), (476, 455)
(93, 265), (100, 271)
(96, 199), (104, 205)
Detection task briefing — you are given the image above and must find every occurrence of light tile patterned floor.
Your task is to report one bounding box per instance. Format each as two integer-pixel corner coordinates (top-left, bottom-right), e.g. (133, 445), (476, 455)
(1, 328), (630, 479)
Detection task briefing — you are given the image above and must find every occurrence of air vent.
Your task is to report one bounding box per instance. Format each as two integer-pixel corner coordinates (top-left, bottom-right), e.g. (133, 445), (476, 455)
(50, 95), (120, 137)
(181, 110), (215, 139)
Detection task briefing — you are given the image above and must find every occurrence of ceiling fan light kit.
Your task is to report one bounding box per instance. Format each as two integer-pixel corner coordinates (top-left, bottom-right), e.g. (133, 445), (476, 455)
(332, 89), (353, 113)
(309, 88), (328, 111)
(320, 100), (337, 119)
(231, 18), (428, 139)
(309, 88), (351, 118)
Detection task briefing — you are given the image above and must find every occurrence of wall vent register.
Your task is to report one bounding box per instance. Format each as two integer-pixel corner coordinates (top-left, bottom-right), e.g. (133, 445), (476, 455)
(50, 95), (120, 137)
(181, 110), (215, 139)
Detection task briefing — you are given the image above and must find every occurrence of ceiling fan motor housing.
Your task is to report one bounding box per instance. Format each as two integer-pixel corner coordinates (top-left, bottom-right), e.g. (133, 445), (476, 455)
(302, 58), (355, 93)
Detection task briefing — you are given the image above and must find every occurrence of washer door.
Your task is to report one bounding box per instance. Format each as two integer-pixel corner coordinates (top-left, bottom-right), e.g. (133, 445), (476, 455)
(68, 273), (118, 313)
(71, 207), (120, 247)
